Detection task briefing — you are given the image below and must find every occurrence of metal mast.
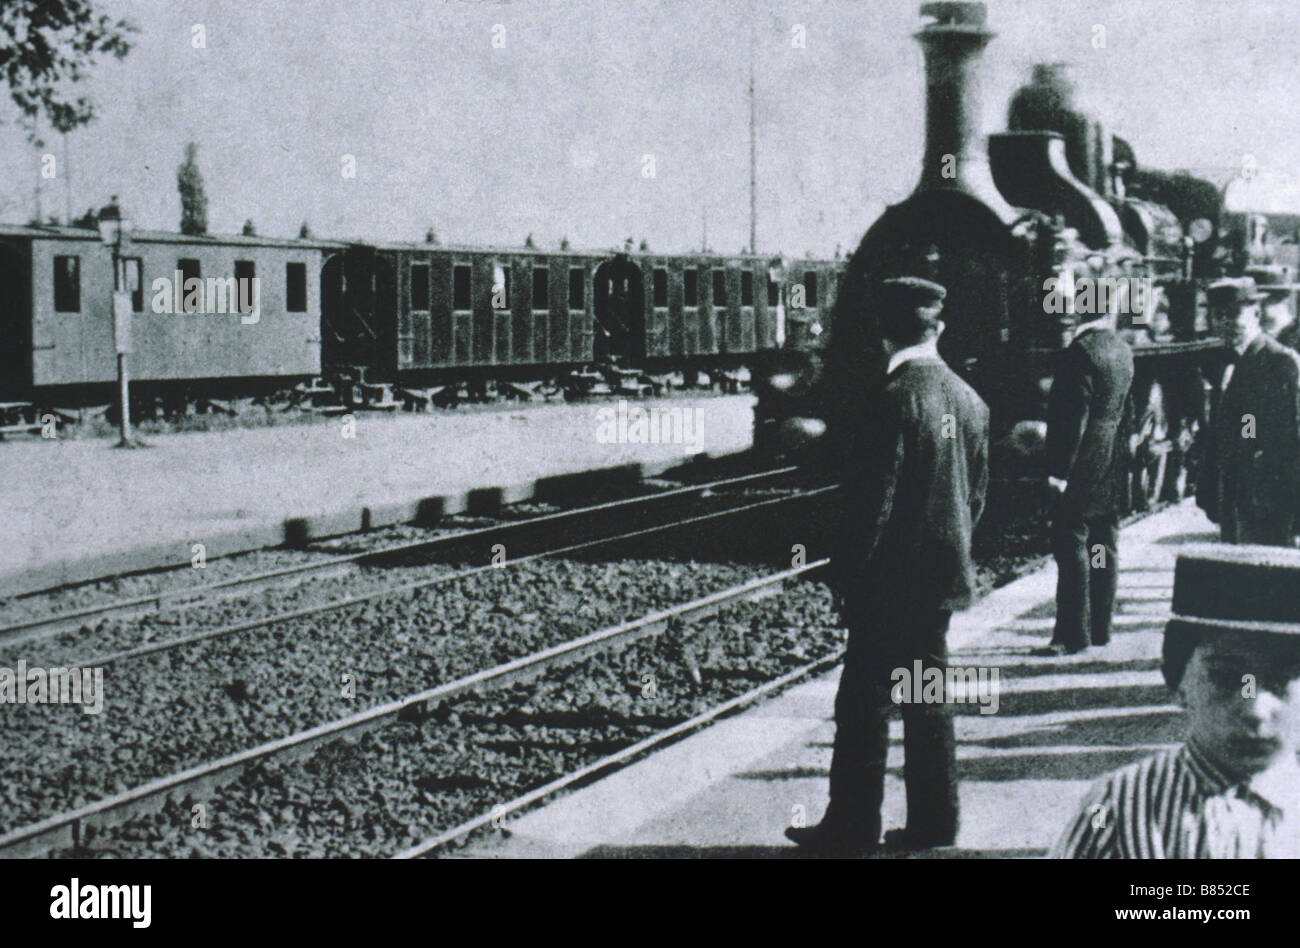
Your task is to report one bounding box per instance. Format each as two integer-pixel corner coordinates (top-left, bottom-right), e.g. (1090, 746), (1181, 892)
(748, 7), (757, 255)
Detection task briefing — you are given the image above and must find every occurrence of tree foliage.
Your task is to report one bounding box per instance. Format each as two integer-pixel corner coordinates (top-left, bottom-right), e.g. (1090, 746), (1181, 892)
(178, 142), (208, 235)
(0, 0), (135, 142)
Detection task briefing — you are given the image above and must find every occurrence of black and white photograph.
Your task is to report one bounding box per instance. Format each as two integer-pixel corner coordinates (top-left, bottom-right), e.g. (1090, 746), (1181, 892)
(0, 0), (1296, 928)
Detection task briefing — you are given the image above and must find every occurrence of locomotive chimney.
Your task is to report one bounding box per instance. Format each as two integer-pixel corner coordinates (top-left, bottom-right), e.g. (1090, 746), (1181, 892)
(913, 2), (1010, 212)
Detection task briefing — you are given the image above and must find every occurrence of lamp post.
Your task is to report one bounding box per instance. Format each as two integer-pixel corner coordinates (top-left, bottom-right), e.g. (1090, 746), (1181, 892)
(98, 196), (136, 448)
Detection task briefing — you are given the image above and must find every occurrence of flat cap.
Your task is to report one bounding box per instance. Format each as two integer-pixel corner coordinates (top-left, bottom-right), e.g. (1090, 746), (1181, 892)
(1207, 277), (1265, 308)
(880, 276), (947, 307)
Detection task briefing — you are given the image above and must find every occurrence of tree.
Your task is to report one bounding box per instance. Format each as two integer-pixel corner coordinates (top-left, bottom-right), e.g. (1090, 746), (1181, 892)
(177, 142), (208, 235)
(1, 0), (135, 142)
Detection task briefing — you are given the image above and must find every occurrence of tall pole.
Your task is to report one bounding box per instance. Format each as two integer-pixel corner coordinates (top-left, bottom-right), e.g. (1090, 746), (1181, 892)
(748, 7), (757, 255)
(62, 133), (71, 225)
(33, 140), (42, 224)
(114, 244), (133, 447)
(30, 115), (42, 224)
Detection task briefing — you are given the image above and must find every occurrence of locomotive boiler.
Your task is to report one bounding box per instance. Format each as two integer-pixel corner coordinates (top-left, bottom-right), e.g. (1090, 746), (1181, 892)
(759, 0), (1242, 512)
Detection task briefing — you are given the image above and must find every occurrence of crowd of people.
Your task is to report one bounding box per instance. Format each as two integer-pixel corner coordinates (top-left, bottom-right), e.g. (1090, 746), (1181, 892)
(785, 275), (1300, 859)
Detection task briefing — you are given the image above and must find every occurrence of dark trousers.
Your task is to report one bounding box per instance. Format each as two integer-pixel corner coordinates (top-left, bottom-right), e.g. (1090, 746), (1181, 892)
(826, 606), (957, 846)
(1051, 509), (1119, 650)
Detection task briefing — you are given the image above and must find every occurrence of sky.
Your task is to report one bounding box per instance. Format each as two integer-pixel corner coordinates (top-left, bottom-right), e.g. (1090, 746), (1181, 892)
(2, 0), (1299, 255)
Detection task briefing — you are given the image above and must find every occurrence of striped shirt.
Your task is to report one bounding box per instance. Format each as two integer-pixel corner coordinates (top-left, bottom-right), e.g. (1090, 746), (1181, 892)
(1051, 742), (1300, 858)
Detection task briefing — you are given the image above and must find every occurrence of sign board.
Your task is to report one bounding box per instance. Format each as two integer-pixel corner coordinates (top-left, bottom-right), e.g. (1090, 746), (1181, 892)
(113, 291), (133, 355)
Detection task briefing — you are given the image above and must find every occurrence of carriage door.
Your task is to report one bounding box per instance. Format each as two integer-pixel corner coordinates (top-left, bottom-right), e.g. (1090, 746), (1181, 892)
(593, 256), (644, 363)
(320, 252), (346, 373)
(0, 244), (30, 396)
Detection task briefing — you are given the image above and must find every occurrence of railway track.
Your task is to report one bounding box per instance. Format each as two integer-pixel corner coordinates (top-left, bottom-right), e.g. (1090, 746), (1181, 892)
(0, 559), (835, 858)
(396, 647), (843, 859)
(0, 464), (804, 651)
(397, 497), (1182, 860)
(10, 478), (833, 677)
(0, 481), (839, 843)
(0, 470), (1086, 858)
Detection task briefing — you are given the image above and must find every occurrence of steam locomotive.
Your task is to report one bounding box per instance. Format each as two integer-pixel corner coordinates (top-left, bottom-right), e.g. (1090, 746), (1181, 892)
(755, 0), (1289, 512)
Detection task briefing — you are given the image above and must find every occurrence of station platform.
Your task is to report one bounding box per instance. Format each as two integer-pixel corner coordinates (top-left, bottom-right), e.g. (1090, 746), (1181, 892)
(0, 395), (754, 599)
(463, 499), (1216, 859)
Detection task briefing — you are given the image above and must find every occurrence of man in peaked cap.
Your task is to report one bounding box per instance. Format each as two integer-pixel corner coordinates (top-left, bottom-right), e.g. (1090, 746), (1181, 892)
(1053, 545), (1300, 858)
(1197, 277), (1300, 546)
(1242, 266), (1294, 351)
(786, 275), (990, 857)
(1040, 281), (1135, 655)
(1265, 292), (1300, 355)
(1244, 266), (1300, 353)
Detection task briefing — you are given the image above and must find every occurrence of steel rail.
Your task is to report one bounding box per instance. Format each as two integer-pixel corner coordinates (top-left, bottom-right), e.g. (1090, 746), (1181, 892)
(59, 484), (835, 670)
(0, 465), (800, 648)
(395, 648), (845, 859)
(0, 557), (831, 858)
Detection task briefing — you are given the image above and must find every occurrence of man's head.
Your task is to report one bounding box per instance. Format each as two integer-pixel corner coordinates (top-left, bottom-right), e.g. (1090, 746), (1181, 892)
(1243, 268), (1296, 339)
(1164, 545), (1300, 780)
(878, 276), (946, 354)
(1208, 278), (1265, 354)
(1260, 290), (1296, 339)
(1165, 626), (1300, 779)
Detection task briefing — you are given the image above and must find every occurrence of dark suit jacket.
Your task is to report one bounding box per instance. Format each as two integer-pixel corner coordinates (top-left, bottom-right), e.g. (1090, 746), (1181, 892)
(834, 355), (990, 619)
(1197, 334), (1300, 541)
(1045, 326), (1135, 517)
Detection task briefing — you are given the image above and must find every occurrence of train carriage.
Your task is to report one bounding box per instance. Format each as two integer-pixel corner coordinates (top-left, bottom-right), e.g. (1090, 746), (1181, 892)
(0, 229), (838, 415)
(325, 244), (601, 384)
(0, 223), (338, 406)
(324, 243), (840, 390)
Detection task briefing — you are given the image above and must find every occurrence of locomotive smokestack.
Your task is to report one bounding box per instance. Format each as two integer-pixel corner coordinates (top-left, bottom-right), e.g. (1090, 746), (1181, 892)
(913, 2), (1008, 210)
